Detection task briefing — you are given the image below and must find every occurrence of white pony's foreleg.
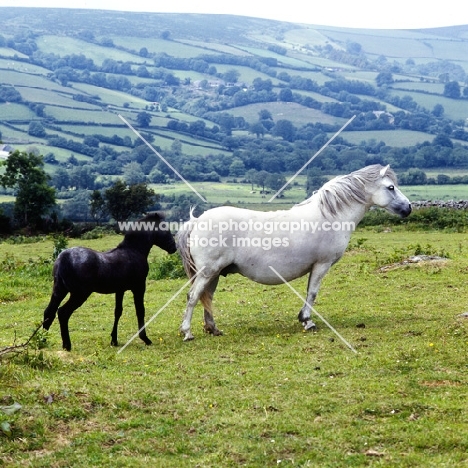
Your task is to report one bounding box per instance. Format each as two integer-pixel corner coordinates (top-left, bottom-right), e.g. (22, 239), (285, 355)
(180, 274), (213, 341)
(298, 263), (332, 331)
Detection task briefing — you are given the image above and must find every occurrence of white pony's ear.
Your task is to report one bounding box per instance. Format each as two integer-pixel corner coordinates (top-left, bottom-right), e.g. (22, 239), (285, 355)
(380, 164), (390, 177)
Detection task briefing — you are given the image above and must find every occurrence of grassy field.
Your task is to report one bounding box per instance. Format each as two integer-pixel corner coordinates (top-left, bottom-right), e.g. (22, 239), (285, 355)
(386, 89), (468, 122)
(0, 227), (467, 466)
(341, 129), (438, 147)
(35, 36), (144, 66)
(148, 179), (468, 206)
(228, 102), (342, 126)
(403, 184), (468, 200)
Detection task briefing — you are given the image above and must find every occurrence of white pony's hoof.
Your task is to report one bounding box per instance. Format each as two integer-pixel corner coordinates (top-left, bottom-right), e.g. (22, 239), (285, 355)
(303, 320), (317, 331)
(183, 333), (194, 341)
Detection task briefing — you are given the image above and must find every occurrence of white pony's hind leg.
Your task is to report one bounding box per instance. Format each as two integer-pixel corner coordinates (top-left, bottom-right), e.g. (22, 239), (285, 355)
(203, 276), (222, 336)
(180, 274), (213, 341)
(298, 263), (332, 331)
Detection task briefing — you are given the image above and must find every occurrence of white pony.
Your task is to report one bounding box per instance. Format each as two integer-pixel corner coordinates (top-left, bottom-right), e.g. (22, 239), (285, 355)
(176, 164), (411, 341)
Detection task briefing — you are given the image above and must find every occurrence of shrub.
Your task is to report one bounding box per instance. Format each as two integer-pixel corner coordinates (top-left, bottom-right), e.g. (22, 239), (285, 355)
(149, 253), (186, 280)
(361, 207), (468, 231)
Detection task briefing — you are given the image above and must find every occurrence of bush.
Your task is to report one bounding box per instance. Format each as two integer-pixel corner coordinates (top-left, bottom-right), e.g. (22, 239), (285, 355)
(360, 207), (468, 231)
(149, 253), (186, 280)
(52, 234), (68, 260)
(80, 226), (111, 240)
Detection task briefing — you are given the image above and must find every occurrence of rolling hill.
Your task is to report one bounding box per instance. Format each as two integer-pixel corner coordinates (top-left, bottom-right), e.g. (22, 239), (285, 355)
(0, 7), (467, 212)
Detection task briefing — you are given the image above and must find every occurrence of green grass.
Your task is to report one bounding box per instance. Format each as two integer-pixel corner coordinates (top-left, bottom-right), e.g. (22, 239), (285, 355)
(228, 102), (342, 126)
(35, 36), (144, 66)
(403, 184), (468, 201)
(109, 36), (209, 58)
(0, 69), (59, 88)
(387, 89), (467, 121)
(152, 178), (468, 205)
(341, 129), (436, 147)
(151, 178), (307, 205)
(0, 229), (467, 466)
(0, 103), (36, 120)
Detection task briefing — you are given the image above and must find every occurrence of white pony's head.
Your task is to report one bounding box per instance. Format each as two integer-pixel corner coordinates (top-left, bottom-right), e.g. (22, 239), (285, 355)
(311, 164), (411, 219)
(370, 165), (411, 217)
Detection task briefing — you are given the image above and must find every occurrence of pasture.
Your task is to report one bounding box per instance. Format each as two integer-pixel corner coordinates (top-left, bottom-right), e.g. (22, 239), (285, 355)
(0, 227), (467, 467)
(340, 129), (439, 147)
(35, 36), (143, 67)
(150, 179), (468, 206)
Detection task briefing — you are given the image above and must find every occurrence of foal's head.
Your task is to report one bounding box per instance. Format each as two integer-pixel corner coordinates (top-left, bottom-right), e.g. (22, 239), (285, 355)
(147, 212), (177, 254)
(122, 212), (177, 254)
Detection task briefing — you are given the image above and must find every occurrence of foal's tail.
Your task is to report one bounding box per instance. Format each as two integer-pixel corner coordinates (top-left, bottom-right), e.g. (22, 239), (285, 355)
(176, 208), (198, 281)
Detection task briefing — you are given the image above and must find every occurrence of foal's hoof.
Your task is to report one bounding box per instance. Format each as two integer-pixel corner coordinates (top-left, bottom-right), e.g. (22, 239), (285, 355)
(110, 340), (119, 347)
(303, 320), (317, 332)
(142, 338), (152, 346)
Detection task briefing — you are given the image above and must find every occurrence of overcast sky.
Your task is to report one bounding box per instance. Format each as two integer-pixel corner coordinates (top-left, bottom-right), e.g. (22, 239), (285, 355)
(0, 0), (466, 30)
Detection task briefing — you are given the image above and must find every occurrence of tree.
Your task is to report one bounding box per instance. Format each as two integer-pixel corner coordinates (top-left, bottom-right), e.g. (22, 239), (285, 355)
(253, 170), (269, 192)
(347, 42), (362, 55)
(89, 190), (107, 224)
(265, 173), (287, 192)
(104, 180), (156, 221)
(229, 158), (245, 177)
(222, 69), (240, 84)
(249, 122), (266, 138)
(0, 150), (56, 228)
(62, 190), (90, 222)
(171, 139), (182, 155)
(432, 104), (444, 117)
(443, 81), (461, 99)
(258, 109), (273, 121)
(278, 87), (293, 102)
(272, 119), (296, 142)
(245, 169), (258, 190)
(123, 161), (146, 184)
(28, 121), (46, 137)
(52, 167), (71, 189)
(376, 72), (393, 87)
(433, 134), (453, 148)
(306, 173), (328, 197)
(136, 111), (152, 128)
(70, 166), (95, 190)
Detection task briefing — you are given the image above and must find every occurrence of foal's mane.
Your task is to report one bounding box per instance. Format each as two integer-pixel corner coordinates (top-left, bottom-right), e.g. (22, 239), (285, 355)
(297, 164), (397, 217)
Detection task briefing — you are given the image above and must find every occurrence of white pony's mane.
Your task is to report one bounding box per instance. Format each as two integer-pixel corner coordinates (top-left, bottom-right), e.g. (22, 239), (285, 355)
(296, 164), (397, 217)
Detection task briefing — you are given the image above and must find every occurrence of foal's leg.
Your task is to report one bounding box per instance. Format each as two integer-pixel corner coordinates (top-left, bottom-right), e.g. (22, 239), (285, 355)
(132, 285), (152, 346)
(43, 281), (68, 330)
(180, 274), (214, 341)
(110, 290), (124, 346)
(298, 262), (332, 331)
(203, 276), (222, 336)
(57, 291), (91, 351)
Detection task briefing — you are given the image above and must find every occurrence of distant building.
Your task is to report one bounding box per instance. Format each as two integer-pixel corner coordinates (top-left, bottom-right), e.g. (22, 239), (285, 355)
(0, 144), (14, 160)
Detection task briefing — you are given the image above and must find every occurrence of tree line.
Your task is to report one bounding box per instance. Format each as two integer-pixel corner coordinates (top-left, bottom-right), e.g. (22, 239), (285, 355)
(0, 151), (160, 232)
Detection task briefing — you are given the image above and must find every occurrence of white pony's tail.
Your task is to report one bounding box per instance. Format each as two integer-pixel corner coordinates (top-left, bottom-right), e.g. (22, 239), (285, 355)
(175, 207), (198, 280)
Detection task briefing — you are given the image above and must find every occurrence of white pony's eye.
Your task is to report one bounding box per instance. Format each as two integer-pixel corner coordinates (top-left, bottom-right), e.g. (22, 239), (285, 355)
(388, 185), (395, 191)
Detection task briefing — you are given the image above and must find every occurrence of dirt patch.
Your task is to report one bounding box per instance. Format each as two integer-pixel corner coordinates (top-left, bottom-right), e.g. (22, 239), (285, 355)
(379, 255), (449, 272)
